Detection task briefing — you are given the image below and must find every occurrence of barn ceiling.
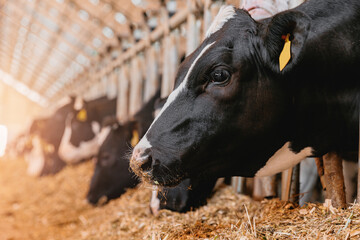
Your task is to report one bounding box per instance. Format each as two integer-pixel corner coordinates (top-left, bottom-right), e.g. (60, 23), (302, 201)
(0, 0), (185, 106)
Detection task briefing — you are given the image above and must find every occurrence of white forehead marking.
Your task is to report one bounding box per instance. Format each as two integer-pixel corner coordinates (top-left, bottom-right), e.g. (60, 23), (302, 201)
(134, 41), (216, 152)
(255, 142), (313, 177)
(205, 5), (236, 38)
(150, 41), (215, 128)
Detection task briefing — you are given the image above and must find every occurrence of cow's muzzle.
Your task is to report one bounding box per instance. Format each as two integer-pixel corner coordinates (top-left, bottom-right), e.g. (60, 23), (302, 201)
(130, 146), (157, 181)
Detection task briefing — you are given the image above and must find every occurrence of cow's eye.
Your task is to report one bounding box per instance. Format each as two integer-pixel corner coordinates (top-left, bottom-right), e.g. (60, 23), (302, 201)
(210, 69), (231, 85)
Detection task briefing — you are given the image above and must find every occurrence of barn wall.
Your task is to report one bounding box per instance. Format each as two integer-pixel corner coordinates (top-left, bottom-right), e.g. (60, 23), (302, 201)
(0, 82), (44, 141)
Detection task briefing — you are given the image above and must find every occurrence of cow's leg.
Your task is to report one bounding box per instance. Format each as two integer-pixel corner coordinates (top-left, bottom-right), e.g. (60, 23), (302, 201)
(323, 153), (346, 208)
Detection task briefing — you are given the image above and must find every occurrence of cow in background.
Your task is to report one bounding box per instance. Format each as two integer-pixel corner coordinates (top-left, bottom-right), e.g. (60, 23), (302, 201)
(58, 96), (116, 164)
(25, 95), (115, 176)
(25, 97), (80, 176)
(86, 91), (160, 204)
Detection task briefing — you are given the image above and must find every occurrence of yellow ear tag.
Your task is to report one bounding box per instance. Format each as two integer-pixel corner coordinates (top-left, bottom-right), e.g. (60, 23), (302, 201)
(76, 109), (87, 122)
(131, 130), (139, 147)
(279, 34), (291, 71)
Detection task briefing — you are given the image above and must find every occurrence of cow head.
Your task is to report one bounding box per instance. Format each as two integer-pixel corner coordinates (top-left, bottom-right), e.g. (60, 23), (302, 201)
(69, 104), (99, 147)
(130, 6), (311, 186)
(87, 121), (139, 205)
(150, 177), (218, 214)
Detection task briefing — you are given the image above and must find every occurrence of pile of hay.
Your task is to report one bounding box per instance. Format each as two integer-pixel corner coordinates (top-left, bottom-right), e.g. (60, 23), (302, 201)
(1, 157), (360, 240)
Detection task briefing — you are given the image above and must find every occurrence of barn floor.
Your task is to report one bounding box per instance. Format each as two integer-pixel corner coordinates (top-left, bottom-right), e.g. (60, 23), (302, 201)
(1, 158), (360, 240)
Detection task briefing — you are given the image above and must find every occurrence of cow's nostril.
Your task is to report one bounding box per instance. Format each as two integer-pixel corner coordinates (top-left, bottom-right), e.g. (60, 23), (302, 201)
(153, 159), (160, 166)
(140, 155), (153, 172)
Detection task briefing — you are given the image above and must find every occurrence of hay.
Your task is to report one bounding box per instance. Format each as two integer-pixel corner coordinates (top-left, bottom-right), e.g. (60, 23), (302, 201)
(1, 157), (360, 240)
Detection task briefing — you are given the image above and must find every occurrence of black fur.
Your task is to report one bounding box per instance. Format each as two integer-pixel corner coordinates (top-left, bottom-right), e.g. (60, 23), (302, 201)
(131, 0), (360, 186)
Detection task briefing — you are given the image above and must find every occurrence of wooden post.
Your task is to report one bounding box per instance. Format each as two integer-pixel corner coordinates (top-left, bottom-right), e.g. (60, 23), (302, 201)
(160, 5), (180, 98)
(106, 70), (118, 99)
(323, 152), (346, 208)
(202, 0), (212, 40)
(143, 45), (159, 102)
(128, 56), (144, 117)
(117, 65), (130, 123)
(186, 0), (199, 56)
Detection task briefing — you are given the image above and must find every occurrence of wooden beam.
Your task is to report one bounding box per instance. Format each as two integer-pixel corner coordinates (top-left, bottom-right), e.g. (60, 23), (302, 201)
(0, 8), (82, 65)
(52, 6), (193, 103)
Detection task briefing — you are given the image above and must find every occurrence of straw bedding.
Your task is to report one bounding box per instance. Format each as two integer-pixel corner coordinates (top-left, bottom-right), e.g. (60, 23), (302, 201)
(0, 157), (359, 240)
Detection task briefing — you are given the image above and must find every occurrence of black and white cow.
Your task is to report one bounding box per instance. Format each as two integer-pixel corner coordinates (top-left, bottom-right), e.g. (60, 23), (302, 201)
(130, 0), (360, 187)
(26, 95), (114, 176)
(25, 98), (79, 176)
(87, 120), (140, 204)
(86, 91), (160, 204)
(58, 96), (117, 164)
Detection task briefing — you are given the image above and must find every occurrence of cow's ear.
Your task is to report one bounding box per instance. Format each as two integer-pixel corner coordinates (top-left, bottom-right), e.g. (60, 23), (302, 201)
(263, 10), (311, 73)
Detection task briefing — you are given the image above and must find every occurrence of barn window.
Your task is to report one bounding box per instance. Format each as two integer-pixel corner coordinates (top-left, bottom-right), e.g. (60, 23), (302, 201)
(115, 12), (126, 24)
(131, 0), (142, 6)
(102, 27), (114, 38)
(78, 10), (89, 21)
(89, 0), (99, 5)
(92, 38), (102, 48)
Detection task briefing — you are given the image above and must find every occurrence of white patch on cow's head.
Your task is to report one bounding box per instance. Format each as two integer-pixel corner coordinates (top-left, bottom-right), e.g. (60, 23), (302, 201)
(148, 42), (216, 133)
(255, 142), (313, 177)
(74, 96), (84, 110)
(135, 135), (152, 152)
(150, 186), (160, 216)
(134, 42), (215, 153)
(205, 5), (236, 38)
(133, 42), (216, 154)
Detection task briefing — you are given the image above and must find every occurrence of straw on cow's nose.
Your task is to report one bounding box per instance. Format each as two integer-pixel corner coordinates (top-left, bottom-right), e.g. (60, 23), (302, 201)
(131, 147), (154, 174)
